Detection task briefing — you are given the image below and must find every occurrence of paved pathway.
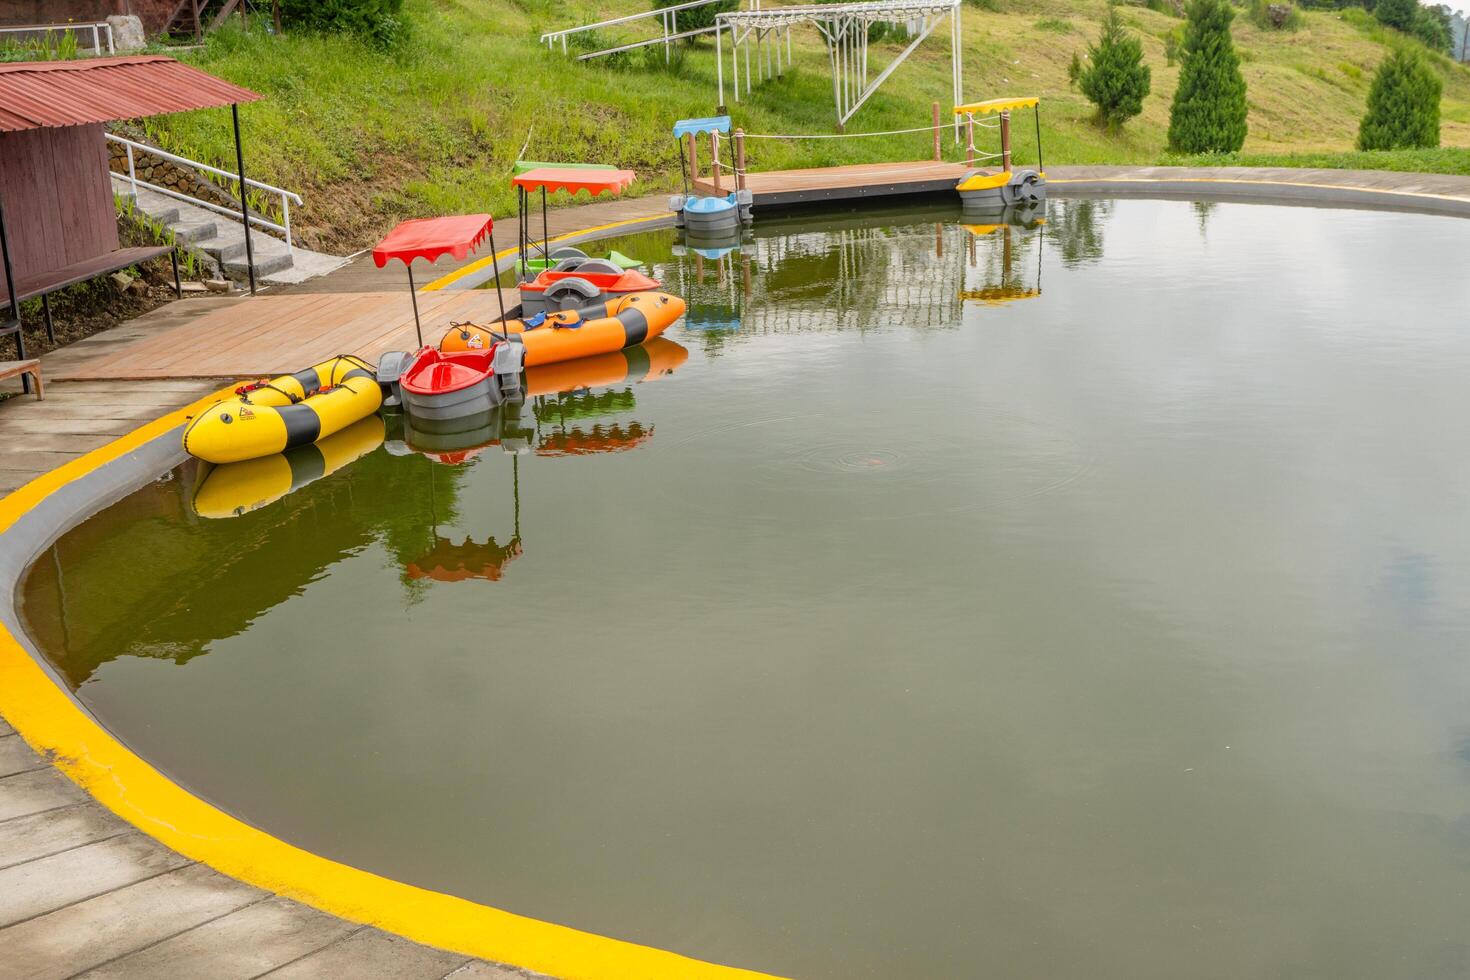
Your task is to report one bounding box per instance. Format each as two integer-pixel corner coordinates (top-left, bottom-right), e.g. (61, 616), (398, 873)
(1, 164), (1467, 978)
(0, 717), (545, 979)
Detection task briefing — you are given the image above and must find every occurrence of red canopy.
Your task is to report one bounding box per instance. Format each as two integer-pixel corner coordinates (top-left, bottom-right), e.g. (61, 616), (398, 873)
(512, 168), (636, 196)
(372, 214), (493, 267)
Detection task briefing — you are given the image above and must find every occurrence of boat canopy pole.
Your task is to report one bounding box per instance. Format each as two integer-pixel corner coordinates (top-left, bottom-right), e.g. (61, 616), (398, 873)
(405, 262), (423, 347)
(488, 227), (508, 323)
(1034, 104), (1043, 173)
(541, 187), (551, 264)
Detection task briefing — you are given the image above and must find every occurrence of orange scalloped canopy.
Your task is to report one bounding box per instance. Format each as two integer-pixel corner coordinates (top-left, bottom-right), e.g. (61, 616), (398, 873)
(372, 214), (493, 268)
(513, 167), (636, 196)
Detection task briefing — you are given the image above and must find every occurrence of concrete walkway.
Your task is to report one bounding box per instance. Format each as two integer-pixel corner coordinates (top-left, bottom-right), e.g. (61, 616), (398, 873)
(0, 719), (545, 979)
(1, 164), (1467, 979)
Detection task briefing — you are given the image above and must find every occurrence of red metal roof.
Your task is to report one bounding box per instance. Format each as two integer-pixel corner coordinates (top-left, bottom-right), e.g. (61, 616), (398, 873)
(0, 55), (259, 133)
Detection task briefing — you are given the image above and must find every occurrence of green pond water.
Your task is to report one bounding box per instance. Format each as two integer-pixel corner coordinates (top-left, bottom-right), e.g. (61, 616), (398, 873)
(22, 198), (1470, 979)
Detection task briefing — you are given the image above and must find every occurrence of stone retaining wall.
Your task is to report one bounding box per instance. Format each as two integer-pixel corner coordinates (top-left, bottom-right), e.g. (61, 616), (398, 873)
(108, 136), (240, 212)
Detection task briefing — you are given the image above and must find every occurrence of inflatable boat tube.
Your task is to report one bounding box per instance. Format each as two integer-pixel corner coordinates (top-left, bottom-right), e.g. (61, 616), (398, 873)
(191, 415), (385, 519)
(183, 355), (383, 464)
(439, 292), (685, 367)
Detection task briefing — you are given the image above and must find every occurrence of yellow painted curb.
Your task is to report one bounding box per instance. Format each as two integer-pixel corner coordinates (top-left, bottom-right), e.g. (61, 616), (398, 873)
(421, 213), (676, 292)
(0, 390), (782, 980)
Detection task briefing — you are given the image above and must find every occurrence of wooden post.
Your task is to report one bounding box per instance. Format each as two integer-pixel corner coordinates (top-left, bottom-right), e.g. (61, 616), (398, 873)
(734, 129), (747, 193)
(1000, 110), (1012, 173)
(965, 116), (974, 168)
(932, 102), (941, 161)
(687, 133), (699, 191)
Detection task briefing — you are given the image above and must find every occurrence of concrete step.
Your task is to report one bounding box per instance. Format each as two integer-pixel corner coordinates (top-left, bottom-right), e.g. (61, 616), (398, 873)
(111, 168), (345, 285)
(223, 248), (295, 280)
(170, 217), (219, 244)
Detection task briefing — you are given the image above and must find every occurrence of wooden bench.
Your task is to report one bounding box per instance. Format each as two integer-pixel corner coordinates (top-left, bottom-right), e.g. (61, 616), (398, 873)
(1, 245), (179, 355)
(0, 359), (42, 400)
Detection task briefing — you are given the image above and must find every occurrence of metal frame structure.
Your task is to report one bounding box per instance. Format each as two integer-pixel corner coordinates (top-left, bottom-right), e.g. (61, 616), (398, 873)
(541, 0), (734, 63)
(107, 133), (303, 254)
(0, 22), (115, 56)
(715, 0), (962, 131)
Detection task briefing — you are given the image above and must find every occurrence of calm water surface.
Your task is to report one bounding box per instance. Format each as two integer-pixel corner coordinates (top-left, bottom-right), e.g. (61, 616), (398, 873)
(23, 199), (1470, 979)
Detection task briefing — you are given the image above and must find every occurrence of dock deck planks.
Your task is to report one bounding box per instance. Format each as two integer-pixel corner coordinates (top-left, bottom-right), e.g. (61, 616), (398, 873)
(46, 291), (515, 381)
(695, 160), (970, 208)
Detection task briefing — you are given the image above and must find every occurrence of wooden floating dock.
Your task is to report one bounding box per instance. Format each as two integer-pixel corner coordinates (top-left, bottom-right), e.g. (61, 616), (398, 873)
(694, 160), (969, 208)
(46, 291), (511, 381)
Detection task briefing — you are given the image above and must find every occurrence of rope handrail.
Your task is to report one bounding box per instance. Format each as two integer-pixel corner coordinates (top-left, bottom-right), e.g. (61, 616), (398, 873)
(743, 123), (940, 140)
(742, 119), (997, 141)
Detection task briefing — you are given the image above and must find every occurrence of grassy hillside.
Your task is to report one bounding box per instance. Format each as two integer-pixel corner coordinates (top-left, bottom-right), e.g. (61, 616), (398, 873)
(143, 0), (1470, 250)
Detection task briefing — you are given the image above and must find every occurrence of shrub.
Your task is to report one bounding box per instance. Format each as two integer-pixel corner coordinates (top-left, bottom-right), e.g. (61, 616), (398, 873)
(1357, 48), (1441, 149)
(1167, 0), (1249, 153)
(1411, 4), (1452, 52)
(657, 0), (738, 34)
(1074, 8), (1152, 128)
(1373, 0), (1415, 30)
(1164, 24), (1185, 63)
(1248, 0), (1302, 30)
(279, 0), (406, 47)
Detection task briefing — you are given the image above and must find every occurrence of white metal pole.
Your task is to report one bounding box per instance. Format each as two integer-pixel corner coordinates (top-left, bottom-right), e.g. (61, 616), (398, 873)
(716, 21), (725, 108)
(744, 24), (751, 94)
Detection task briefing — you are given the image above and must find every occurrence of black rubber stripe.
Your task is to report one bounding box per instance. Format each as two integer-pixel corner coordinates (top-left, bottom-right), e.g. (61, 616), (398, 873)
(277, 403), (322, 450)
(285, 443), (327, 489)
(617, 307), (649, 348)
(621, 342), (651, 379)
(342, 368), (374, 384)
(291, 368), (320, 397)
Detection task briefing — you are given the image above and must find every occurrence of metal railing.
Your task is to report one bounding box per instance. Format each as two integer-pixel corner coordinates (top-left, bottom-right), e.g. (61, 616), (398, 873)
(0, 22), (115, 55)
(107, 133), (304, 253)
(541, 0), (743, 62)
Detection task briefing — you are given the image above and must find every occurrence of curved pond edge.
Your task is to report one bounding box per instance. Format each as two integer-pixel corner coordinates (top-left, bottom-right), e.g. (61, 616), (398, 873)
(2, 169), (1467, 977)
(0, 392), (779, 980)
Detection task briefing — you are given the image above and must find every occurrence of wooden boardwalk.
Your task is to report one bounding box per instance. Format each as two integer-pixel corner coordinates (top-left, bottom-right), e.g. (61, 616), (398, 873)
(695, 160), (968, 207)
(45, 290), (516, 381)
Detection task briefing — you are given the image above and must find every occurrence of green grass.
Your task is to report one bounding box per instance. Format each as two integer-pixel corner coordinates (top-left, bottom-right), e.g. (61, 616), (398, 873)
(144, 0), (1470, 250)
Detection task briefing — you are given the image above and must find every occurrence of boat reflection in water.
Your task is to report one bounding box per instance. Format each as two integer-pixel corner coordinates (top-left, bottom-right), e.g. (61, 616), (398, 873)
(396, 336), (689, 583)
(192, 415), (386, 519)
(959, 202), (1045, 306)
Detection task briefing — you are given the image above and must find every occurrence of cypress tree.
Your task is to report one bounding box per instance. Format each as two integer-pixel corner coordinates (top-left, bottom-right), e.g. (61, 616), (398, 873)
(1167, 0), (1249, 154)
(1357, 49), (1441, 150)
(1373, 0), (1417, 31)
(1077, 8), (1153, 129)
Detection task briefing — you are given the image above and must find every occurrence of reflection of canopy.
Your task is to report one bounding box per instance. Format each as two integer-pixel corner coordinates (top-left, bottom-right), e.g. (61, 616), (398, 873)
(372, 215), (494, 267)
(512, 167), (636, 196)
(538, 422), (652, 456)
(953, 96), (1039, 116)
(959, 286), (1040, 304)
(405, 534), (522, 582)
(673, 115), (731, 138)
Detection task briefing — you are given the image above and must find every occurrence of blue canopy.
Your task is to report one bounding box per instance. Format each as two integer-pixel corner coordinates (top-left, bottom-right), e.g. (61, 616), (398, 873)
(673, 115), (731, 138)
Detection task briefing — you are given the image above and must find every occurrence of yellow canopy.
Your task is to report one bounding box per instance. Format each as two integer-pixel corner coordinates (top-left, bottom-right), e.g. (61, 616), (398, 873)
(953, 96), (1040, 116)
